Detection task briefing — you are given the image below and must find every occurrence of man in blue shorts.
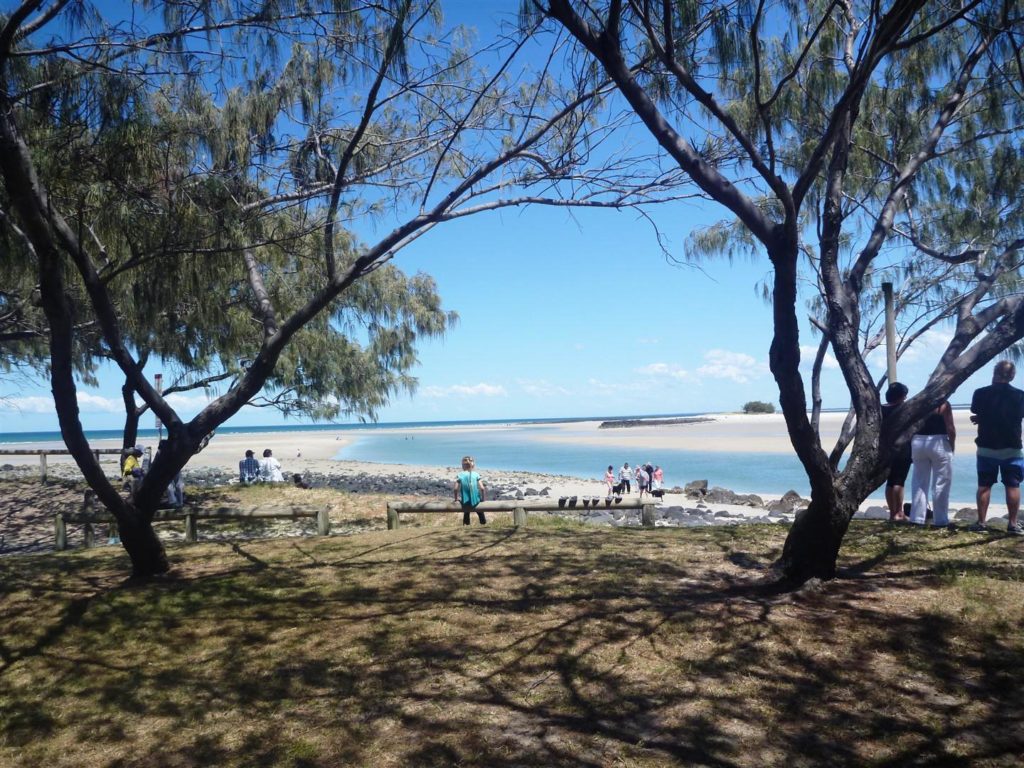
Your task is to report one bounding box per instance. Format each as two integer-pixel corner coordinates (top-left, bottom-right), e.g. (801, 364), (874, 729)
(970, 360), (1024, 535)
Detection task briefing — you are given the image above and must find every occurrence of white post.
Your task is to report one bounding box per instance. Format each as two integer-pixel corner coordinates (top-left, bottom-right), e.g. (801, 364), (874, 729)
(882, 282), (897, 384)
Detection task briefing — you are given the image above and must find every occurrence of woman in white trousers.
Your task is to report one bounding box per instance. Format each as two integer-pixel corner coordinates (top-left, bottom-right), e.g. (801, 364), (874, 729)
(910, 400), (956, 527)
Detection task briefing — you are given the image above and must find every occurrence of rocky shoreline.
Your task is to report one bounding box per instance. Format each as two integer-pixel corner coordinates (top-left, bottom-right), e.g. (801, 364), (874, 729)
(0, 461), (993, 558)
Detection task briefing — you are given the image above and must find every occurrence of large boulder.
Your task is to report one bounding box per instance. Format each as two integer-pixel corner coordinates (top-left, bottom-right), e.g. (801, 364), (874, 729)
(766, 489), (807, 514)
(704, 486), (764, 507)
(683, 479), (708, 498)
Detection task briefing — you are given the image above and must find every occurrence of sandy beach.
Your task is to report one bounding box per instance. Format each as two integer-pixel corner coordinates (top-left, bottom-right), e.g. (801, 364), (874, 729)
(0, 409), (995, 508)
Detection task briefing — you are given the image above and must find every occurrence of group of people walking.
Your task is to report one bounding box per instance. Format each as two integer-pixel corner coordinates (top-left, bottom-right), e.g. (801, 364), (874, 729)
(884, 360), (1024, 535)
(604, 461), (663, 498)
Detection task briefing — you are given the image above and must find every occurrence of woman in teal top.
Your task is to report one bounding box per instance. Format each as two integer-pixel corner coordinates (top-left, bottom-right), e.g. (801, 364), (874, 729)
(454, 455), (487, 525)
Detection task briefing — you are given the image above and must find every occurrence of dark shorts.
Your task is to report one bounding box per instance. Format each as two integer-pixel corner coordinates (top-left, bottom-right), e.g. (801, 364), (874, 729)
(977, 455), (1024, 488)
(886, 457), (912, 488)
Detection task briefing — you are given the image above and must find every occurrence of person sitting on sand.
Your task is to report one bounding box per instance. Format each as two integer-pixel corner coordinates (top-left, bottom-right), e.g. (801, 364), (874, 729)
(454, 455), (487, 525)
(604, 465), (615, 495)
(239, 450), (261, 484)
(260, 449), (285, 483)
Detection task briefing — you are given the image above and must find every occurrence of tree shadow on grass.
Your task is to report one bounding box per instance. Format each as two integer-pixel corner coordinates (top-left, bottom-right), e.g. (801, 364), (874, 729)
(1, 525), (1023, 767)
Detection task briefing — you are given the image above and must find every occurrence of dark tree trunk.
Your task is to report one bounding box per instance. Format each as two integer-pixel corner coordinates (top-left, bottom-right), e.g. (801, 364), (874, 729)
(121, 382), (139, 468)
(778, 492), (857, 583)
(117, 503), (170, 578)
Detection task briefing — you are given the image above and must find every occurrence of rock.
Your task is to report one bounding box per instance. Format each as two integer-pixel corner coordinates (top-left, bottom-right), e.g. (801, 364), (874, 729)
(684, 479), (708, 498)
(583, 513), (615, 525)
(954, 507), (977, 521)
(703, 487), (734, 504)
(859, 506), (889, 520)
(523, 487), (539, 497)
(767, 490), (807, 514)
(663, 506), (689, 522)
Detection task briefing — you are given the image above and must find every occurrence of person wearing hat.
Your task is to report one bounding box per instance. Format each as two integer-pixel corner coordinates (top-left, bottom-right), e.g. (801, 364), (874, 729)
(239, 449), (261, 484)
(122, 445), (144, 481)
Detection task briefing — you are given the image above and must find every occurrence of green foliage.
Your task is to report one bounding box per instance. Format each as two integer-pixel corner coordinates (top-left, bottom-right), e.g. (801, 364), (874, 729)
(0, 1), (463, 422)
(742, 400), (775, 414)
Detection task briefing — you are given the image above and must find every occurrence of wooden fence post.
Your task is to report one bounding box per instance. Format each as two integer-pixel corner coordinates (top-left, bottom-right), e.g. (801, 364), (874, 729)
(387, 503), (399, 530)
(317, 506), (331, 536)
(184, 513), (197, 543)
(642, 504), (655, 527)
(513, 507), (527, 526)
(55, 514), (67, 551)
(39, 454), (47, 482)
(83, 522), (95, 549)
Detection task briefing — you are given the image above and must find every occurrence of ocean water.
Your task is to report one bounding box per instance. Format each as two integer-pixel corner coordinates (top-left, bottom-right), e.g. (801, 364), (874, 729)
(1, 414), (985, 505)
(333, 422), (984, 506)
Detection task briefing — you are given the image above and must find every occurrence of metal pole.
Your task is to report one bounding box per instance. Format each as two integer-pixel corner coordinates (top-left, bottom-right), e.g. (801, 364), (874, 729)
(882, 282), (897, 384)
(154, 373), (163, 440)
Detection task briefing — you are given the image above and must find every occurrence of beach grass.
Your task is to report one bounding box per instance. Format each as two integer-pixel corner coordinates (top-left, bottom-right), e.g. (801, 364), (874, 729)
(2, 514), (1023, 767)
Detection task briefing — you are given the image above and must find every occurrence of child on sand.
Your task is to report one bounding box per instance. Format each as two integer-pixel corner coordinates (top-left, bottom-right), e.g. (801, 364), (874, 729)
(454, 455), (487, 525)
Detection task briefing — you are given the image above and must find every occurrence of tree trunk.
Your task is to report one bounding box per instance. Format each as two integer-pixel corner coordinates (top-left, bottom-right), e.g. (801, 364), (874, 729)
(778, 491), (857, 583)
(117, 503), (170, 578)
(121, 383), (140, 452)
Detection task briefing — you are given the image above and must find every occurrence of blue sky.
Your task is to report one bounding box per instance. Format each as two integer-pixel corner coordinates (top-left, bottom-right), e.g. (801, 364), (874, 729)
(0, 1), (999, 433)
(2, 195), (986, 432)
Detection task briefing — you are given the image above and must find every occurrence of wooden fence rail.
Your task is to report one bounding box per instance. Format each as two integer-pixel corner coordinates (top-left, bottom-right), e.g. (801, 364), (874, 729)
(0, 448), (123, 482)
(56, 503), (331, 550)
(386, 497), (655, 530)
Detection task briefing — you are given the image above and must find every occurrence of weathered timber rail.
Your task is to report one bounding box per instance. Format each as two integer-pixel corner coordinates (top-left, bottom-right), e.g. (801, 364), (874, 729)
(0, 448), (122, 481)
(386, 497), (655, 530)
(56, 503), (331, 550)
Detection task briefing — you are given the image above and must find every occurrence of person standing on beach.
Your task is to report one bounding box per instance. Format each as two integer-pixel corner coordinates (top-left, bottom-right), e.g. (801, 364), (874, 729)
(604, 465), (615, 495)
(881, 382), (912, 522)
(454, 455), (487, 525)
(652, 465), (664, 491)
(635, 463), (650, 498)
(909, 398), (956, 528)
(619, 462), (632, 494)
(970, 360), (1024, 535)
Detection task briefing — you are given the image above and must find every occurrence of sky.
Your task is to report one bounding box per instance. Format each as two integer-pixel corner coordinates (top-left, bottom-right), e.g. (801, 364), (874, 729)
(0, 1), (1000, 433)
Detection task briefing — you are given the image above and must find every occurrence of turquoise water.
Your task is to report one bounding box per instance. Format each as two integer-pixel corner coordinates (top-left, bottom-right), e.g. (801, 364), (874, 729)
(1, 414), (985, 504)
(334, 423), (984, 505)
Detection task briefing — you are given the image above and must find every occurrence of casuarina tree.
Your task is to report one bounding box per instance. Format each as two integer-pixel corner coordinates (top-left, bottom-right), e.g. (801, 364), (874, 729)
(0, 0), (683, 578)
(524, 0), (1024, 582)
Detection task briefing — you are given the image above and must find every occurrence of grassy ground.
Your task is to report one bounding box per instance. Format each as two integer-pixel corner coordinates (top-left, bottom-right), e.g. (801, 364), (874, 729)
(2, 500), (1023, 767)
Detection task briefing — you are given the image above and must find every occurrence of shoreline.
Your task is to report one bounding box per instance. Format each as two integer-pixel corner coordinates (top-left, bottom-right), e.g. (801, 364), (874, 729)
(0, 410), (1001, 512)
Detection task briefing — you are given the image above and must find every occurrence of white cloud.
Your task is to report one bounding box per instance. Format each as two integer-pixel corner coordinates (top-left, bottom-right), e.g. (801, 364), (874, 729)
(636, 362), (695, 382)
(799, 345), (839, 370)
(584, 378), (652, 394)
(695, 349), (768, 383)
(896, 327), (955, 364)
(421, 383), (507, 398)
(517, 379), (573, 397)
(163, 391), (218, 411)
(0, 393), (121, 414)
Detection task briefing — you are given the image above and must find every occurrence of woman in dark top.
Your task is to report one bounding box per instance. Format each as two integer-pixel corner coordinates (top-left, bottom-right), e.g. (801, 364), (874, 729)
(909, 399), (956, 527)
(882, 383), (911, 521)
